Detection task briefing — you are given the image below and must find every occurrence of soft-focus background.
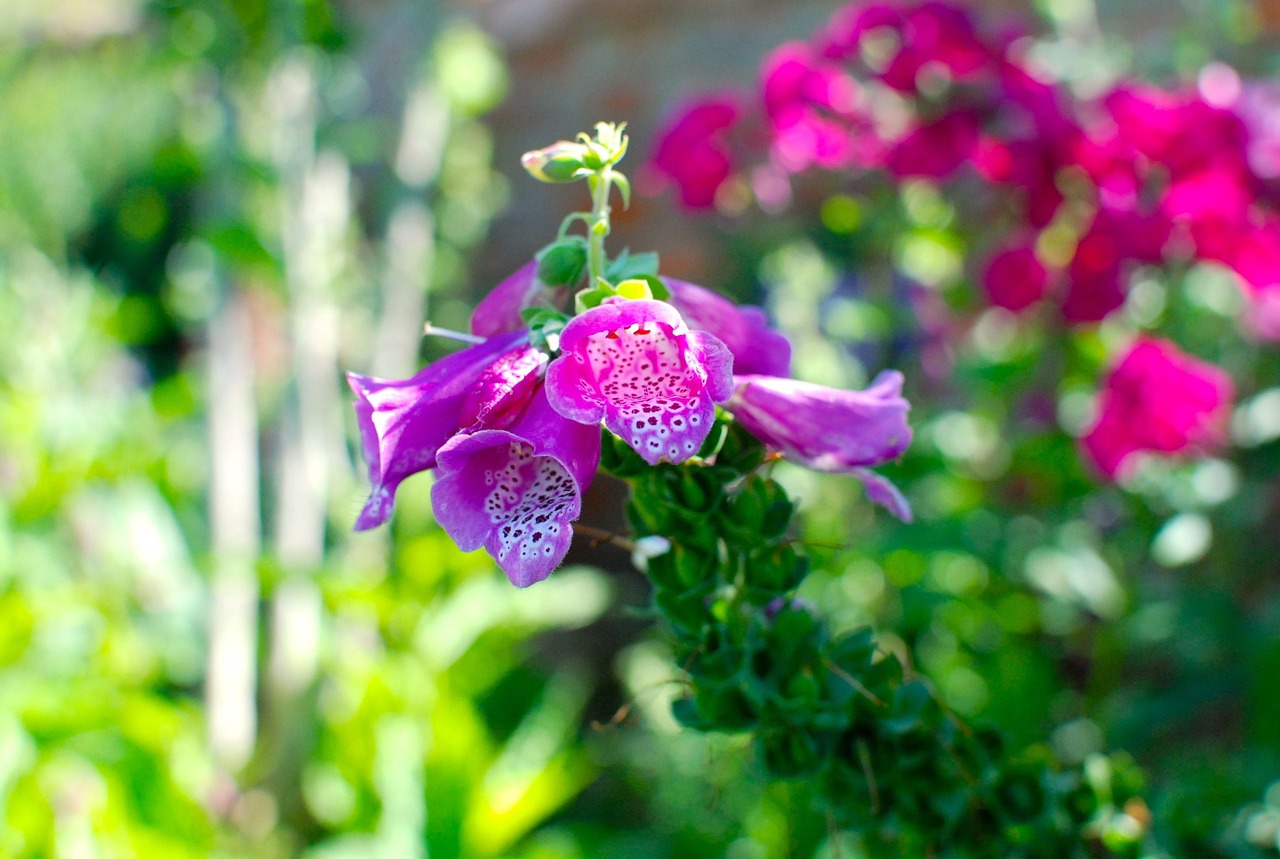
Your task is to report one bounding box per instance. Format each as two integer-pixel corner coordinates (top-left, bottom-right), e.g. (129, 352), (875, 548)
(2, 0), (1279, 856)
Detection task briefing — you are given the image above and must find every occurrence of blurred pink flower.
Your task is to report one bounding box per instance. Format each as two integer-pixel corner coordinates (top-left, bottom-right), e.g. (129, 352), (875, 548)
(886, 110), (981, 179)
(981, 239), (1049, 312)
(646, 96), (743, 209)
(1082, 337), (1233, 479)
(762, 42), (877, 172)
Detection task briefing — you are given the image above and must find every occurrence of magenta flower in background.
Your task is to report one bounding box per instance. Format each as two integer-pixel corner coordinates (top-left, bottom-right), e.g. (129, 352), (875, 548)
(761, 42), (882, 174)
(1082, 337), (1233, 479)
(431, 387), (601, 587)
(645, 96), (742, 210)
(885, 110), (982, 179)
(347, 330), (541, 530)
(546, 297), (733, 465)
(1060, 227), (1127, 324)
(982, 238), (1050, 313)
(821, 1), (993, 91)
(727, 371), (914, 520)
(664, 277), (792, 377)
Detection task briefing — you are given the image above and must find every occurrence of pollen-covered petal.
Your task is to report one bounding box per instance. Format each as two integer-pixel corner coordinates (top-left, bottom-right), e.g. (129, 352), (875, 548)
(548, 297), (732, 464)
(431, 387), (600, 587)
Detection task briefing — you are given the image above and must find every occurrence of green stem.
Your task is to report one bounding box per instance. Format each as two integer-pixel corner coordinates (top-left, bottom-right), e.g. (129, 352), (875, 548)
(587, 170), (613, 283)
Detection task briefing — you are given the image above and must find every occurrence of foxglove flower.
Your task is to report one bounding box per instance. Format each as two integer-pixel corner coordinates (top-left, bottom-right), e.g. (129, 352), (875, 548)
(727, 371), (914, 521)
(664, 278), (792, 377)
(347, 330), (543, 530)
(431, 386), (600, 587)
(546, 297), (733, 465)
(1082, 337), (1233, 479)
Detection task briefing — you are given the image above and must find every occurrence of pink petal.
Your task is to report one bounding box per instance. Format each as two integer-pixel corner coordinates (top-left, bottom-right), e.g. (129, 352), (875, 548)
(546, 298), (733, 465)
(347, 331), (529, 531)
(431, 387), (600, 587)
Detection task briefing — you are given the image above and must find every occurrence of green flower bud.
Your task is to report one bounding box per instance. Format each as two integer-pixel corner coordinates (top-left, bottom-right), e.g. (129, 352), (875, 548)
(536, 237), (588, 286)
(520, 140), (589, 183)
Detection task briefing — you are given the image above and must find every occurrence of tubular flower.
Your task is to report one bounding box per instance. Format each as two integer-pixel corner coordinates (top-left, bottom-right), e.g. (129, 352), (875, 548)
(546, 297), (734, 465)
(431, 386), (601, 587)
(347, 330), (542, 531)
(470, 261), (570, 338)
(664, 277), (792, 377)
(727, 371), (914, 521)
(1082, 337), (1233, 479)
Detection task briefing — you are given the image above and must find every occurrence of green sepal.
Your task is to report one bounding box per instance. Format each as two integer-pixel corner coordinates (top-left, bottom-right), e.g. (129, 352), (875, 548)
(713, 419), (768, 472)
(672, 544), (718, 589)
(574, 277), (617, 315)
(653, 583), (715, 636)
(673, 469), (721, 514)
(883, 680), (933, 735)
(520, 307), (569, 353)
(826, 628), (877, 676)
(535, 236), (589, 287)
(764, 603), (823, 680)
(599, 429), (649, 479)
(613, 171), (632, 208)
(742, 544), (807, 597)
(672, 686), (755, 732)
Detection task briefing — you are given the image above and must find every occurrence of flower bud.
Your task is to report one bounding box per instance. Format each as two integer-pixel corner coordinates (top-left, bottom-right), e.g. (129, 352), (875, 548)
(521, 141), (589, 183)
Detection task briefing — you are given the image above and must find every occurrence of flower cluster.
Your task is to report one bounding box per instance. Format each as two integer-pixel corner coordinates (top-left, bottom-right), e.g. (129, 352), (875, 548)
(650, 1), (1280, 322)
(646, 0), (1251, 478)
(350, 266), (911, 585)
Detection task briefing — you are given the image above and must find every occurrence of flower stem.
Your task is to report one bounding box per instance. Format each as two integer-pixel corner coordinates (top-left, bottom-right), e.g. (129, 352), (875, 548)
(586, 169), (613, 283)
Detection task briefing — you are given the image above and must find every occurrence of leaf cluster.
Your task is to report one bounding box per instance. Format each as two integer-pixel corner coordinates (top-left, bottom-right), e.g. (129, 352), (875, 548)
(602, 419), (1154, 857)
